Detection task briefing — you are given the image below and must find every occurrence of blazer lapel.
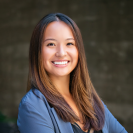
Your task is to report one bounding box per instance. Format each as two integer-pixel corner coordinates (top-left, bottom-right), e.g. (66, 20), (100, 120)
(51, 108), (74, 133)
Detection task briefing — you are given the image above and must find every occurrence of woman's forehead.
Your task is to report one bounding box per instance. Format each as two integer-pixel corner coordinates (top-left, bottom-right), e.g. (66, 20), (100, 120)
(43, 21), (74, 40)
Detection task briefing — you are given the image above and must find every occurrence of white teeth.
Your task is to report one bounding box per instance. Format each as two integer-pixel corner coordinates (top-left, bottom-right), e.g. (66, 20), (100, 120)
(53, 61), (68, 65)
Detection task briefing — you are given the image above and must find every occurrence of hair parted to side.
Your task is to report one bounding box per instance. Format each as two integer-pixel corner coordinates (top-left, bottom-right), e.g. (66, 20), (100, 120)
(27, 13), (105, 131)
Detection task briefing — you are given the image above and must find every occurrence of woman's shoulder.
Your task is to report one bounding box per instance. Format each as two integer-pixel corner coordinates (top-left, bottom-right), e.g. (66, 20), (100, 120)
(103, 102), (117, 124)
(17, 88), (55, 132)
(18, 88), (47, 111)
(102, 102), (127, 133)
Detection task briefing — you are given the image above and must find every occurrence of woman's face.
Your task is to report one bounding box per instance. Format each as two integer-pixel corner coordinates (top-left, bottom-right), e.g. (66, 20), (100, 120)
(41, 21), (78, 78)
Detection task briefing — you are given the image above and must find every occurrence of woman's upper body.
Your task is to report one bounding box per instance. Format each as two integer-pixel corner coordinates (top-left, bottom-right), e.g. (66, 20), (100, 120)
(26, 13), (105, 131)
(17, 88), (127, 133)
(18, 13), (127, 133)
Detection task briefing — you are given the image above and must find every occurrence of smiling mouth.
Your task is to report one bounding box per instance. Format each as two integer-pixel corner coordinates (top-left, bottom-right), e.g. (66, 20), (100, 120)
(52, 61), (69, 65)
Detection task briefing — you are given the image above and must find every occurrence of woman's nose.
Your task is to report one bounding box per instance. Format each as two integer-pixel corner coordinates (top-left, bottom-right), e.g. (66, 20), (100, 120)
(55, 45), (67, 57)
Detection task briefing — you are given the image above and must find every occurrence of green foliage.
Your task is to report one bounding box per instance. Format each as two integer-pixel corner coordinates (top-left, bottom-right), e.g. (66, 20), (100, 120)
(0, 111), (17, 123)
(0, 111), (6, 122)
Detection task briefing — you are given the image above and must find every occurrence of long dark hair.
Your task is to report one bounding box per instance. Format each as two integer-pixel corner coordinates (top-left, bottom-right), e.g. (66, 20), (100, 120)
(27, 13), (105, 131)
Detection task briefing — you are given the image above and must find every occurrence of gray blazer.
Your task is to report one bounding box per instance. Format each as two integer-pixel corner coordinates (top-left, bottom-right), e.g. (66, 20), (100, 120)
(17, 89), (127, 133)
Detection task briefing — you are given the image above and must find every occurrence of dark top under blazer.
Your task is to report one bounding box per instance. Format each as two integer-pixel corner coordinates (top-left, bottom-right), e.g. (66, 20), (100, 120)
(17, 89), (127, 133)
(71, 123), (102, 133)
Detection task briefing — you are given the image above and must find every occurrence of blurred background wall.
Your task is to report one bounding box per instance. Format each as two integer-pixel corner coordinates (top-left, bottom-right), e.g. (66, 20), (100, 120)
(0, 0), (133, 132)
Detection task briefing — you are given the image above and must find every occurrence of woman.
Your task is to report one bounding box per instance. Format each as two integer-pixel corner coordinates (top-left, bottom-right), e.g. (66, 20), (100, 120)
(17, 13), (127, 133)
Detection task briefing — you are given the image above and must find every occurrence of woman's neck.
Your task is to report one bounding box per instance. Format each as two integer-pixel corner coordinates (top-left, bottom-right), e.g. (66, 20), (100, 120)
(49, 75), (70, 96)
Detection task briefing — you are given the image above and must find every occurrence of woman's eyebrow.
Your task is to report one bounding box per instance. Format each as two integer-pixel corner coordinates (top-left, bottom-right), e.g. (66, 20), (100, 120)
(66, 38), (75, 40)
(44, 38), (57, 42)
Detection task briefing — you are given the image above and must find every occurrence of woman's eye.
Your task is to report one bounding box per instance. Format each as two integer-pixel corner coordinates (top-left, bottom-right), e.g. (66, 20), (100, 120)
(67, 43), (73, 45)
(47, 43), (55, 46)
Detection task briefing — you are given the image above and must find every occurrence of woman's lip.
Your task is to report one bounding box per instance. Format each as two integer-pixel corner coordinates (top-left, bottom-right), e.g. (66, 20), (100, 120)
(52, 60), (70, 63)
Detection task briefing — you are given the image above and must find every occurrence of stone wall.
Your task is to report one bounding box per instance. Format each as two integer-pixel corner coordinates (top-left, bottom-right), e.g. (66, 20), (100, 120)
(0, 0), (133, 132)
